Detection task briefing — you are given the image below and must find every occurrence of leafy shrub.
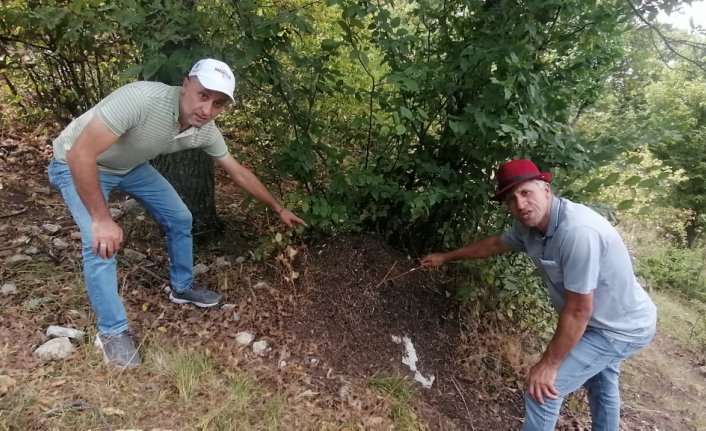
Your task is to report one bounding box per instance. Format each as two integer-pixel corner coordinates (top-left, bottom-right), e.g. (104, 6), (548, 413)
(456, 252), (556, 336)
(636, 246), (706, 301)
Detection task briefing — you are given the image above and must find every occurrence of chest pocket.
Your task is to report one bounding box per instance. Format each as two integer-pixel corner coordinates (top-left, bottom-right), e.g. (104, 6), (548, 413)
(540, 259), (563, 285)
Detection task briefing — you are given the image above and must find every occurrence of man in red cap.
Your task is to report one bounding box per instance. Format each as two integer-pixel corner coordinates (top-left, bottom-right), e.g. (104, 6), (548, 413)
(421, 159), (656, 430)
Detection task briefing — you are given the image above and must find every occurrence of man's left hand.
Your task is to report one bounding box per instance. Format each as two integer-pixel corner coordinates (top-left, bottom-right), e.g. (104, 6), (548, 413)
(278, 208), (308, 228)
(526, 358), (560, 404)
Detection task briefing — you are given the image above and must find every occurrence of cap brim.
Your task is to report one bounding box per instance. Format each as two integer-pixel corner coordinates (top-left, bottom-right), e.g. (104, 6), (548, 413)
(196, 76), (236, 102)
(491, 172), (552, 201)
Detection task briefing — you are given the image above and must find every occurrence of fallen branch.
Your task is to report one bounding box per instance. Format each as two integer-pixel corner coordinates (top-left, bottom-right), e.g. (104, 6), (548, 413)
(451, 376), (476, 430)
(0, 206), (28, 219)
(374, 265), (420, 288)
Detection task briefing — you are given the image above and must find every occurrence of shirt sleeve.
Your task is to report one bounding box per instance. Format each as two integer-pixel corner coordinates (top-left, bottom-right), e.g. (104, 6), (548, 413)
(200, 127), (229, 159)
(500, 223), (527, 251)
(94, 84), (147, 136)
(558, 226), (603, 294)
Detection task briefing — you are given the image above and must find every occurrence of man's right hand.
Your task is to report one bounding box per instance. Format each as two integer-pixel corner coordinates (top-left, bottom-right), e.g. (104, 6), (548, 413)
(92, 218), (123, 259)
(421, 253), (447, 268)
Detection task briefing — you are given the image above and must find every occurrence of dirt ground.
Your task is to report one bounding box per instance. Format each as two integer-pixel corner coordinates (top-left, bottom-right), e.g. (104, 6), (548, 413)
(1, 126), (705, 430)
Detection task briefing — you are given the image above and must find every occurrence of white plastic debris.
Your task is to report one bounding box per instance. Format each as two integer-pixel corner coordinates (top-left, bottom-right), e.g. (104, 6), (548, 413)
(391, 335), (436, 388)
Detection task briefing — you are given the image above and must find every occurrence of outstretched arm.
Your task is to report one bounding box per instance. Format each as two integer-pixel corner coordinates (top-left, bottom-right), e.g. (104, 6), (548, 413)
(420, 235), (512, 267)
(66, 117), (122, 259)
(215, 154), (307, 228)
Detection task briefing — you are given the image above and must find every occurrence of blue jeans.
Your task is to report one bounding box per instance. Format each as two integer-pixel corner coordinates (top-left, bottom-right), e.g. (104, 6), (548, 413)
(523, 328), (654, 431)
(48, 160), (195, 335)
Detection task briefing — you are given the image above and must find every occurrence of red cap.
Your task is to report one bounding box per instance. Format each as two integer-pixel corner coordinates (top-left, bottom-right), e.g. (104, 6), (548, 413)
(492, 159), (552, 201)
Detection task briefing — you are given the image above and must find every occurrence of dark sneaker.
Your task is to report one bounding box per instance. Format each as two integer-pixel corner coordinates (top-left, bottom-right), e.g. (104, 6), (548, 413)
(169, 282), (220, 307)
(95, 331), (141, 368)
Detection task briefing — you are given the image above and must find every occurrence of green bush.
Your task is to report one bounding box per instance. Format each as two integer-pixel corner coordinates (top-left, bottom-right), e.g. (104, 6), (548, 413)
(636, 246), (706, 301)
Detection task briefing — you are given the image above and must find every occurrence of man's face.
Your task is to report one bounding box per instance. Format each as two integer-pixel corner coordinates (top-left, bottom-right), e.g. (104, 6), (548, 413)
(179, 77), (231, 129)
(504, 181), (553, 232)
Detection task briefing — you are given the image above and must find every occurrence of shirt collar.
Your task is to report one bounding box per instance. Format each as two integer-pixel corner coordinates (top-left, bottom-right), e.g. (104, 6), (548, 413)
(171, 86), (184, 127)
(544, 196), (562, 238)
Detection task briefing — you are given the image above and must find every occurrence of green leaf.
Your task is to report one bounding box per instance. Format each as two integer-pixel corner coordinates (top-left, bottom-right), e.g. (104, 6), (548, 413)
(617, 199), (634, 211)
(624, 176), (641, 186)
(400, 106), (413, 120)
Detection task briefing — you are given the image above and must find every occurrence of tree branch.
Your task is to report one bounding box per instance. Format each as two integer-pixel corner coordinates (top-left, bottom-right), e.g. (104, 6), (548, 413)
(626, 0), (706, 74)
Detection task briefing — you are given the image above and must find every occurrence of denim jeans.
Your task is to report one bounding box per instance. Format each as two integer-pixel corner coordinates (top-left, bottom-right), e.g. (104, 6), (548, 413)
(522, 328), (655, 431)
(48, 160), (194, 335)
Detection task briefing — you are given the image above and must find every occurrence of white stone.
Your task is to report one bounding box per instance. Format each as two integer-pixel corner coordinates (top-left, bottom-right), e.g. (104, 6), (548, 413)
(253, 281), (268, 289)
(235, 331), (255, 346)
(1, 283), (17, 295)
(193, 263), (209, 275)
(34, 337), (75, 360)
(252, 340), (268, 355)
(221, 304), (236, 310)
(46, 325), (85, 340)
(42, 224), (61, 234)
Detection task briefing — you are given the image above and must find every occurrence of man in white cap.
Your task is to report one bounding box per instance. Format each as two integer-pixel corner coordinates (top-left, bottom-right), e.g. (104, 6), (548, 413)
(48, 58), (306, 368)
(421, 159), (656, 430)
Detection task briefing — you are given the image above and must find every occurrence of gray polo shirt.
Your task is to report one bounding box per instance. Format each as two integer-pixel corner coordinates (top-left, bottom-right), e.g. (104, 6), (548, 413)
(501, 197), (657, 342)
(52, 81), (229, 175)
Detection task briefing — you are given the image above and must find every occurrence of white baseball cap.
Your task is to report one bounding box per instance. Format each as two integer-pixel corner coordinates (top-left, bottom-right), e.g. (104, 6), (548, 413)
(188, 58), (236, 102)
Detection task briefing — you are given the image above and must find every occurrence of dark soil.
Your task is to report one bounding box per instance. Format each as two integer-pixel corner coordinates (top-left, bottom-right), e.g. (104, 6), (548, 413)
(3, 124), (700, 430)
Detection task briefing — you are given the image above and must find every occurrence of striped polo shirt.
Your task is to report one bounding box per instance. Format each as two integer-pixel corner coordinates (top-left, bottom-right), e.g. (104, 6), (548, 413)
(501, 197), (657, 342)
(52, 81), (229, 175)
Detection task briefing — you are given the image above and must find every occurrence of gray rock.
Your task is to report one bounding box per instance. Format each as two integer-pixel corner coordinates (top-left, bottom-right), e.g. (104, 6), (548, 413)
(193, 263), (209, 275)
(212, 257), (231, 269)
(46, 325), (86, 340)
(235, 331), (255, 346)
(32, 187), (51, 195)
(12, 235), (30, 244)
(42, 224), (61, 234)
(52, 238), (70, 250)
(5, 254), (31, 265)
(34, 337), (75, 360)
(253, 281), (269, 290)
(27, 297), (53, 309)
(109, 208), (124, 219)
(121, 199), (141, 212)
(123, 248), (146, 262)
(23, 246), (39, 255)
(1, 283), (17, 295)
(252, 340), (268, 355)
